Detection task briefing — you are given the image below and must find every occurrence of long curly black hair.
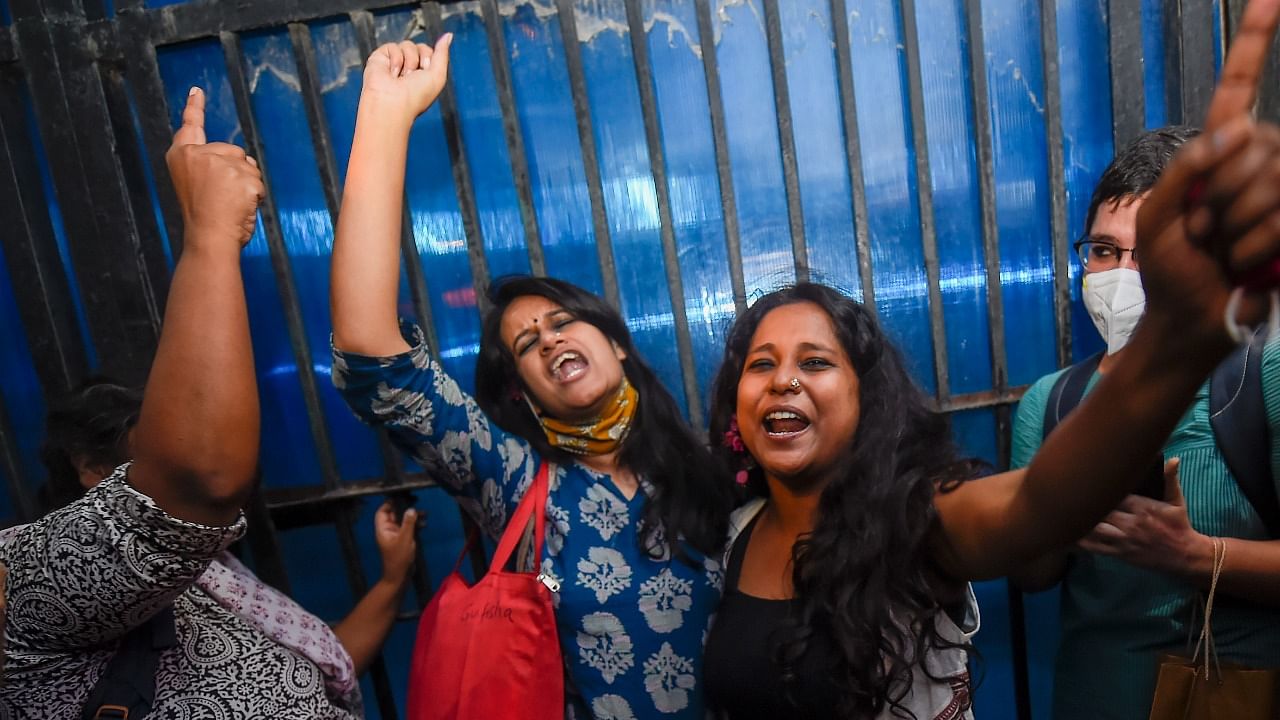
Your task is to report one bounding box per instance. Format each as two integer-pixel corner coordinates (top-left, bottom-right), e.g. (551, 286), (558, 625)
(708, 283), (984, 718)
(475, 275), (732, 559)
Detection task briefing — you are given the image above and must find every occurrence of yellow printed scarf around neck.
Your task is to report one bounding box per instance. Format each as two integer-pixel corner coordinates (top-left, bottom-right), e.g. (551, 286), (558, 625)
(537, 377), (638, 455)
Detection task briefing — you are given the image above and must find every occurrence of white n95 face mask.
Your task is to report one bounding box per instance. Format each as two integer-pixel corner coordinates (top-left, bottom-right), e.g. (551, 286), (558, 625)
(1083, 268), (1146, 355)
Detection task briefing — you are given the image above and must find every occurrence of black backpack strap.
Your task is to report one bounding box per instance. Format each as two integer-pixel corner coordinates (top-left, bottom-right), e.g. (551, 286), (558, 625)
(1044, 351), (1163, 498)
(1209, 331), (1280, 538)
(1043, 352), (1104, 438)
(82, 605), (177, 720)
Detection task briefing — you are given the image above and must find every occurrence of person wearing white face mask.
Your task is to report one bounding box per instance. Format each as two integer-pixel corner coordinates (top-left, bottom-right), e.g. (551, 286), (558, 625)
(1009, 126), (1280, 720)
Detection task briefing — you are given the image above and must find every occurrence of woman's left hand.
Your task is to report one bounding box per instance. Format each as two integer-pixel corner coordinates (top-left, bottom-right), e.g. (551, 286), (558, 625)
(374, 501), (419, 585)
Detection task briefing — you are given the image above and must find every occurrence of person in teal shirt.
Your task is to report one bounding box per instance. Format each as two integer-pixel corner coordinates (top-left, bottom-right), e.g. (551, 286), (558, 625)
(1011, 127), (1280, 720)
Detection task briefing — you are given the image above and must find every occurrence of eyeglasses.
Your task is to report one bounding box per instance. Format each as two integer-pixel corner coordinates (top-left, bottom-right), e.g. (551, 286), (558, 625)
(1073, 238), (1138, 270)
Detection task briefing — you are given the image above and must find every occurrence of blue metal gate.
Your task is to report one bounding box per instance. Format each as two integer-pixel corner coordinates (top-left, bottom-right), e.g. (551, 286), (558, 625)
(0, 0), (1243, 716)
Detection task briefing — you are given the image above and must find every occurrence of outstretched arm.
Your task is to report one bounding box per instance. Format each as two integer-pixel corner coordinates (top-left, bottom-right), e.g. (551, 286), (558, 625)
(331, 37), (452, 356)
(128, 88), (264, 526)
(933, 0), (1280, 580)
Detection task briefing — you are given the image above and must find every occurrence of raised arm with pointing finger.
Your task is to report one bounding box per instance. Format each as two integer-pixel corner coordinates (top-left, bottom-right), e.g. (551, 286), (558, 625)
(0, 90), (369, 719)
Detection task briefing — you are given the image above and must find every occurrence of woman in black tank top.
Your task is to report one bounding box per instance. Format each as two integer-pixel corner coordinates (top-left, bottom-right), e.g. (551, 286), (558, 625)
(702, 170), (1280, 720)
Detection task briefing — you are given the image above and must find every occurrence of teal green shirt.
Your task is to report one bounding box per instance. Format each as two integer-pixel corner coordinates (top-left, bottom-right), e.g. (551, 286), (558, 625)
(1011, 342), (1280, 720)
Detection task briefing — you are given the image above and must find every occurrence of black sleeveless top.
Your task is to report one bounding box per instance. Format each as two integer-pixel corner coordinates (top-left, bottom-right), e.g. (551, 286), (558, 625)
(703, 513), (842, 718)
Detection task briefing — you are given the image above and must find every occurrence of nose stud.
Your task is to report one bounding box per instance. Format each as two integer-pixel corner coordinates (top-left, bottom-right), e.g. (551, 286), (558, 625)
(789, 377), (800, 390)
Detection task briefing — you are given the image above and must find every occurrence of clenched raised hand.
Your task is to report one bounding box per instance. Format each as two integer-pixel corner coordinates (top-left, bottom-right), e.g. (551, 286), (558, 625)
(360, 36), (453, 126)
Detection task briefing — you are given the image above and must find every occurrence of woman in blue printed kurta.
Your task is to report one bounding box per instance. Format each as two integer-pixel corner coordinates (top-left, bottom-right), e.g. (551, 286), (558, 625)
(330, 37), (731, 719)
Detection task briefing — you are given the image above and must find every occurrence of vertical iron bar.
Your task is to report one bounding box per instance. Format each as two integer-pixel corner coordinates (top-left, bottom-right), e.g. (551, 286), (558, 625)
(1040, 0), (1073, 369)
(280, 25), (409, 714)
(347, 10), (442, 350)
(479, 0), (545, 276)
(420, 3), (494, 315)
(1005, 578), (1034, 720)
(899, 0), (951, 403)
(694, 0), (747, 314)
(1163, 0), (1184, 124)
(11, 0), (163, 384)
(222, 30), (342, 490)
(220, 38), (378, 683)
(97, 62), (173, 310)
(964, 0), (1009, 400)
(288, 22), (342, 220)
(0, 393), (36, 522)
(761, 0), (807, 281)
(554, 0), (620, 310)
(626, 0), (705, 427)
(1178, 0), (1215, 123)
(828, 0), (877, 313)
(0, 68), (89, 395)
(116, 5), (183, 258)
(1107, 0), (1145, 150)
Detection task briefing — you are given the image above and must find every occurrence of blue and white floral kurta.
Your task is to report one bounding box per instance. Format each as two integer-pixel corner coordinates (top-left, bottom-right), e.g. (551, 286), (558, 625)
(333, 326), (722, 719)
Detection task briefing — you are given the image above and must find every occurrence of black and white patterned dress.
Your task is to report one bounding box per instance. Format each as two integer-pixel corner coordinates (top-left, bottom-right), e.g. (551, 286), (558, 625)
(0, 467), (363, 719)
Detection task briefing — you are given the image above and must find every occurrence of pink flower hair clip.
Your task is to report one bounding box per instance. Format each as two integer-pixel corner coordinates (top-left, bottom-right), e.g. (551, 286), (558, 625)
(721, 416), (751, 485)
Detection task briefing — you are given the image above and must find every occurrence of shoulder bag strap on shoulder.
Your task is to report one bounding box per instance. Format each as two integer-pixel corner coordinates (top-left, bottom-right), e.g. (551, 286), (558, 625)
(1042, 352), (1104, 440)
(82, 605), (178, 720)
(1209, 330), (1280, 538)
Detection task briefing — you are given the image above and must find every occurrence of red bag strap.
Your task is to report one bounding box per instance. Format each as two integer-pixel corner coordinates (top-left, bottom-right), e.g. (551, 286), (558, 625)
(487, 462), (550, 574)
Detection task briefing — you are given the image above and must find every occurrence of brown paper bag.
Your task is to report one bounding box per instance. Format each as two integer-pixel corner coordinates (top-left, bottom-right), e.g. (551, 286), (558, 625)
(1148, 538), (1280, 720)
(1148, 653), (1280, 720)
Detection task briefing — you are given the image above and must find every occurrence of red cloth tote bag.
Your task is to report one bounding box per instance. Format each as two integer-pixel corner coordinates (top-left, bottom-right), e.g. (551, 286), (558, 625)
(406, 463), (563, 720)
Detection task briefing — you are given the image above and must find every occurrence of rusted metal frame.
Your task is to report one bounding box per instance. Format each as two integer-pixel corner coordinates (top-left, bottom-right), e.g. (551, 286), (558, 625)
(964, 0), (1009, 404)
(96, 60), (173, 311)
(145, 0), (414, 46)
(478, 0), (545, 276)
(220, 34), (379, 682)
(230, 25), (396, 707)
(419, 2), (494, 315)
(221, 29), (342, 491)
(553, 0), (621, 310)
(0, 66), (89, 395)
(115, 4), (184, 259)
(1040, 0), (1073, 369)
(11, 0), (165, 385)
(899, 0), (951, 403)
(936, 386), (1029, 414)
(761, 0), (808, 281)
(1107, 0), (1145, 149)
(694, 0), (747, 315)
(963, 3), (1028, 714)
(293, 13), (436, 634)
(1176, 0), (1216, 124)
(625, 0), (705, 427)
(828, 0), (876, 312)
